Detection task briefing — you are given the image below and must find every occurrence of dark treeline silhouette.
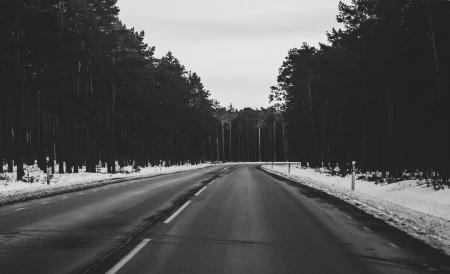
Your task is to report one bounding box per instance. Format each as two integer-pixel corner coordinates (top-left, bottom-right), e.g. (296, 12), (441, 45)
(0, 0), (219, 179)
(212, 106), (288, 163)
(271, 0), (450, 184)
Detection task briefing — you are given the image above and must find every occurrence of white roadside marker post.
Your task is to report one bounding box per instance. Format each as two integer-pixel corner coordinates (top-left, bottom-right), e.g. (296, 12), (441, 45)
(46, 156), (50, 185)
(351, 160), (356, 191)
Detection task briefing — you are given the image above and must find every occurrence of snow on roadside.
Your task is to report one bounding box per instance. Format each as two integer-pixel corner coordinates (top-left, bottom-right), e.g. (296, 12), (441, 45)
(262, 164), (450, 255)
(0, 163), (211, 206)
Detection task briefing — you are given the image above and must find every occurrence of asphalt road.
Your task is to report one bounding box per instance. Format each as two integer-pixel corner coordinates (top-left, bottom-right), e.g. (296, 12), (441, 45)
(0, 165), (228, 274)
(1, 165), (450, 273)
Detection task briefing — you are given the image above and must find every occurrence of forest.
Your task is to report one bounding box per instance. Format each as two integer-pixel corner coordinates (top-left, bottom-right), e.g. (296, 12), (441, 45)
(271, 0), (450, 184)
(0, 0), (287, 180)
(0, 0), (215, 179)
(1, 0), (449, 186)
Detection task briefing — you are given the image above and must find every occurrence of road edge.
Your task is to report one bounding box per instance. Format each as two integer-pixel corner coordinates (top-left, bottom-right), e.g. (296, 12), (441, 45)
(259, 165), (450, 256)
(0, 165), (215, 207)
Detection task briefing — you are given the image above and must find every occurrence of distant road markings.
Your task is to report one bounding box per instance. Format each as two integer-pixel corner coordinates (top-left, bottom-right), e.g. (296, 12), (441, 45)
(362, 226), (372, 232)
(346, 215), (353, 220)
(40, 201), (49, 205)
(389, 242), (399, 249)
(78, 192), (85, 195)
(105, 238), (151, 274)
(14, 207), (26, 211)
(61, 196), (68, 200)
(195, 186), (207, 196)
(164, 201), (192, 224)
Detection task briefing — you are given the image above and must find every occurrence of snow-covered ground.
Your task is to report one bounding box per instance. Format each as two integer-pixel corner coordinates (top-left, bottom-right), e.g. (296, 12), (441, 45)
(262, 164), (450, 255)
(0, 163), (211, 205)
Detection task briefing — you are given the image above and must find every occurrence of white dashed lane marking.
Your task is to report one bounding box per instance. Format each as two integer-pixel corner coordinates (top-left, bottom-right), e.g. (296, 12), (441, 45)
(14, 207), (26, 211)
(105, 239), (151, 274)
(389, 242), (399, 249)
(194, 186), (207, 196)
(164, 201), (192, 224)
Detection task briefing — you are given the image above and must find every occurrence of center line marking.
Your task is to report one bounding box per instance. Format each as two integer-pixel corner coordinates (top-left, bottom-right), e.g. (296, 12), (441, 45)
(40, 201), (49, 205)
(78, 192), (84, 195)
(14, 207), (26, 211)
(195, 186), (207, 196)
(105, 238), (151, 274)
(61, 196), (68, 199)
(363, 226), (372, 232)
(164, 201), (192, 224)
(389, 242), (399, 248)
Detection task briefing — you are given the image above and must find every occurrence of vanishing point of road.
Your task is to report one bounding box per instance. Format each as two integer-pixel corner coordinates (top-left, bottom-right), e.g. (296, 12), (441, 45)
(0, 165), (449, 273)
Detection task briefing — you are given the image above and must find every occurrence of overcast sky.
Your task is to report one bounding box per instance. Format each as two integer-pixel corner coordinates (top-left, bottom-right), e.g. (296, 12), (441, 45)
(117, 0), (343, 109)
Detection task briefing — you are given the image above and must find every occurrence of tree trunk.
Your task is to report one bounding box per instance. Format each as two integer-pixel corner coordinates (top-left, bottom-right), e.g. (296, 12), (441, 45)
(85, 71), (95, 172)
(229, 120), (232, 161)
(221, 121), (225, 162)
(258, 126), (261, 162)
(247, 120), (250, 161)
(321, 97), (329, 164)
(273, 121), (277, 162)
(14, 26), (25, 181)
(109, 82), (116, 173)
(0, 87), (3, 173)
(282, 122), (286, 162)
(216, 133), (219, 162)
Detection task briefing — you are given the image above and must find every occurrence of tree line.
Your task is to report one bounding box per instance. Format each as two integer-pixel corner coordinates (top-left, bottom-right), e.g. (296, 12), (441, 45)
(213, 106), (288, 163)
(0, 0), (221, 179)
(0, 0), (292, 181)
(271, 0), (450, 183)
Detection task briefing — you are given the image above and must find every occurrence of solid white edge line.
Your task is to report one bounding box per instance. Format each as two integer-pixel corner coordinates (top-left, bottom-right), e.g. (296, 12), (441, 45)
(164, 201), (192, 224)
(194, 186), (207, 196)
(105, 238), (151, 274)
(14, 207), (26, 211)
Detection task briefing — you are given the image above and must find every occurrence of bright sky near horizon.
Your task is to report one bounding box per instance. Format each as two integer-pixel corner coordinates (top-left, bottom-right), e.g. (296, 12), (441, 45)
(117, 0), (343, 109)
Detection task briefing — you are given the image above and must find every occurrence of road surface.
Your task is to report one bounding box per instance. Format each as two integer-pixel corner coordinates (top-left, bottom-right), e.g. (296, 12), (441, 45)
(0, 165), (227, 273)
(1, 165), (449, 273)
